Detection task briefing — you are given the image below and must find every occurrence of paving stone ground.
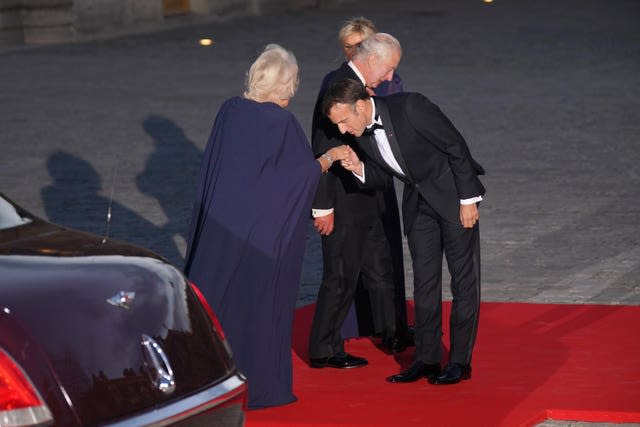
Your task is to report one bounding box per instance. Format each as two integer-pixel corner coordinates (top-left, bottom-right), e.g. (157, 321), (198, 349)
(1, 1), (639, 425)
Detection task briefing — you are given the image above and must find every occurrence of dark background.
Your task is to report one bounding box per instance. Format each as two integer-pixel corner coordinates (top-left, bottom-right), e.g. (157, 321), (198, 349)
(1, 0), (639, 306)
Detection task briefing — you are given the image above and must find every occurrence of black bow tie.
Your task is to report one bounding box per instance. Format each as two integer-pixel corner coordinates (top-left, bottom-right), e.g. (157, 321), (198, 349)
(364, 121), (384, 136)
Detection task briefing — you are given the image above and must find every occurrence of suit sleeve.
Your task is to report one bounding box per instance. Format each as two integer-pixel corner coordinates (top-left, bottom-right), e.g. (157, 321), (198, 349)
(310, 90), (343, 210)
(362, 162), (394, 189)
(404, 93), (485, 199)
(347, 140), (394, 191)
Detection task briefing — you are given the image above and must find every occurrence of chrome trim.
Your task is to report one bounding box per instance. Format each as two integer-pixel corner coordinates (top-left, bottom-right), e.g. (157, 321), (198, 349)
(141, 335), (175, 395)
(0, 405), (53, 427)
(104, 374), (247, 427)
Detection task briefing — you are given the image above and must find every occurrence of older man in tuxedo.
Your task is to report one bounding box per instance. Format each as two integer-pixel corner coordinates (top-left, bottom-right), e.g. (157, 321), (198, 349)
(322, 78), (485, 385)
(308, 33), (409, 370)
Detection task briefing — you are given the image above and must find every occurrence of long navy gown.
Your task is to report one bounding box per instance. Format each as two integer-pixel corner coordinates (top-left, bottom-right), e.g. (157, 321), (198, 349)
(184, 97), (320, 409)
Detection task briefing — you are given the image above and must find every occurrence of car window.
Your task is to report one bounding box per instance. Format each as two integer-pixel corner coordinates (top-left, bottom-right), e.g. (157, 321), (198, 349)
(0, 196), (32, 230)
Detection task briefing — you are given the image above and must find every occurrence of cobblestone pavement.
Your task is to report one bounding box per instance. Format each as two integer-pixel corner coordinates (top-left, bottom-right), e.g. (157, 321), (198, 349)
(1, 1), (639, 425)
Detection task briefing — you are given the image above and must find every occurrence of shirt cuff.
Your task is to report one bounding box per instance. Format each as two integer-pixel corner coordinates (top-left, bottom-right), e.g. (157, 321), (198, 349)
(352, 165), (365, 183)
(312, 208), (334, 218)
(460, 196), (483, 205)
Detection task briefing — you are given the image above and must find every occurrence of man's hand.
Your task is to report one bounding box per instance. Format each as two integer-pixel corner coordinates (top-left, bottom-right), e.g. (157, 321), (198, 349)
(326, 145), (351, 162)
(339, 146), (364, 176)
(314, 212), (335, 236)
(460, 203), (479, 228)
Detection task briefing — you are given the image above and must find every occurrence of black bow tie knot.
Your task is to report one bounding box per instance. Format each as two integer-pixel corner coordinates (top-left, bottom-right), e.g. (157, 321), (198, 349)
(364, 122), (384, 135)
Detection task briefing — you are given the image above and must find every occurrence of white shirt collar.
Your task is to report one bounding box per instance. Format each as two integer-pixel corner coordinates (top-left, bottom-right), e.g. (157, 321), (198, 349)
(347, 61), (366, 86)
(366, 98), (380, 129)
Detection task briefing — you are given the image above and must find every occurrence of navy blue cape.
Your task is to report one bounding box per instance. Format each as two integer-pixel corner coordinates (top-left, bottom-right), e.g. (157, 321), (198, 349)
(184, 97), (320, 409)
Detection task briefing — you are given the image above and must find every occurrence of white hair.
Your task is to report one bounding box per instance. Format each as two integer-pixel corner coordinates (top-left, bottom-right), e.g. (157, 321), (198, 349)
(244, 44), (299, 103)
(353, 32), (402, 62)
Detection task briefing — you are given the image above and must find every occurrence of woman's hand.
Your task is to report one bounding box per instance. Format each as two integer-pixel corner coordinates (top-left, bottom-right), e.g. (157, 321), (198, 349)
(318, 145), (351, 173)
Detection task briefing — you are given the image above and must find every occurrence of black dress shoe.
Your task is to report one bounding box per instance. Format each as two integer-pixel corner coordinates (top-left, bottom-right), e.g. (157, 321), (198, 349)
(428, 363), (472, 385)
(309, 352), (368, 369)
(386, 361), (441, 383)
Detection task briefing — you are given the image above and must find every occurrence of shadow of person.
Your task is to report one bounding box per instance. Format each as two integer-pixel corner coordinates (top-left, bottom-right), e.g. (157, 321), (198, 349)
(42, 150), (182, 264)
(136, 115), (203, 268)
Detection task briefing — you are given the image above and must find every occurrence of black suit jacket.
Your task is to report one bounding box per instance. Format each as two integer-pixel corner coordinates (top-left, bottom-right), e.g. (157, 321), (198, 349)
(356, 93), (486, 232)
(312, 63), (387, 226)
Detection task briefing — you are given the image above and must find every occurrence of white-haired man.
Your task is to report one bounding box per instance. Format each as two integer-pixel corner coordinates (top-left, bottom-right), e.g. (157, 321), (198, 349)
(308, 33), (409, 370)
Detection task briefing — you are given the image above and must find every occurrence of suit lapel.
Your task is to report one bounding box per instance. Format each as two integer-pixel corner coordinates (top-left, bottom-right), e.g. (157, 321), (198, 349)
(360, 133), (386, 167)
(374, 98), (414, 183)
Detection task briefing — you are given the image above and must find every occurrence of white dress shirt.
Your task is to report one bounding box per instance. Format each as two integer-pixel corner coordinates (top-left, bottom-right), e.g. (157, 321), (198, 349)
(356, 99), (482, 205)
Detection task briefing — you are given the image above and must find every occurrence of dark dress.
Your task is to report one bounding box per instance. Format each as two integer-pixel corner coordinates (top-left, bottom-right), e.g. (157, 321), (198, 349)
(184, 97), (321, 409)
(373, 72), (404, 96)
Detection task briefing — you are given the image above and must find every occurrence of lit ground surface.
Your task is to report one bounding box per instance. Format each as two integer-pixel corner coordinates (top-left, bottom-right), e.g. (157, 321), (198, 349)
(1, 1), (639, 424)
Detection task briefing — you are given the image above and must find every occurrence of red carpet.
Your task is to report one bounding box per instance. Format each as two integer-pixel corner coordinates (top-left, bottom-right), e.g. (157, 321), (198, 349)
(246, 302), (640, 427)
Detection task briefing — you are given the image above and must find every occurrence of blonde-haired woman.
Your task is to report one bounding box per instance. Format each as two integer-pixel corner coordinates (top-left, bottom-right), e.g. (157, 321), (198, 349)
(184, 44), (347, 409)
(338, 16), (377, 60)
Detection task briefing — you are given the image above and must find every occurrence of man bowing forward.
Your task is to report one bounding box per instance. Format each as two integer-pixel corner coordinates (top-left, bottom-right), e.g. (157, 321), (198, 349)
(323, 78), (486, 385)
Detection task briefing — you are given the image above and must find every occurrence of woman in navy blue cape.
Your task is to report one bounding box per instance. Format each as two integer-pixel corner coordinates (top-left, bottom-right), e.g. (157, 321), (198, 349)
(184, 45), (346, 409)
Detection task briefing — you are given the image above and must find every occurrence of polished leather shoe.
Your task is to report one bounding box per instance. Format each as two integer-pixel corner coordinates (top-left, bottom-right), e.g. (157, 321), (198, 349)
(309, 352), (368, 369)
(428, 363), (471, 385)
(386, 361), (441, 383)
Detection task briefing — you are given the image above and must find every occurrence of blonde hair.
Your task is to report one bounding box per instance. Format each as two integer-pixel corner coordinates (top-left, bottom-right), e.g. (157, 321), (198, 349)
(338, 17), (377, 44)
(244, 44), (299, 103)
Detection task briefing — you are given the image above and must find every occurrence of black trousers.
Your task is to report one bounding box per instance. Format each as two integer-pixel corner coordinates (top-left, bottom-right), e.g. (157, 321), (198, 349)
(353, 186), (409, 339)
(407, 196), (481, 365)
(309, 219), (396, 358)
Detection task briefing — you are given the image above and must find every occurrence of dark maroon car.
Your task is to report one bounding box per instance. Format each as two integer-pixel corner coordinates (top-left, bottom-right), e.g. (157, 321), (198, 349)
(0, 193), (247, 426)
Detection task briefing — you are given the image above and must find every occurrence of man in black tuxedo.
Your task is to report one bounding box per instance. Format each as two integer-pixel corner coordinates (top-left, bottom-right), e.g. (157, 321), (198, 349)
(308, 33), (408, 369)
(322, 78), (485, 384)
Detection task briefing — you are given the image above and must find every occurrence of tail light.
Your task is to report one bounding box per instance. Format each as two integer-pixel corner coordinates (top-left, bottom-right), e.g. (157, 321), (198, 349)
(189, 281), (226, 342)
(0, 348), (53, 426)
